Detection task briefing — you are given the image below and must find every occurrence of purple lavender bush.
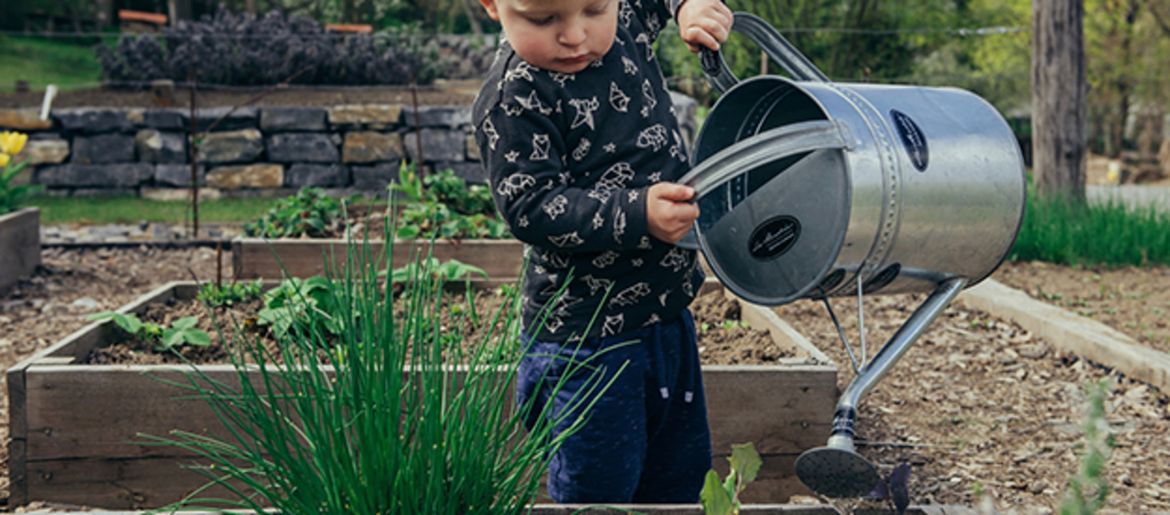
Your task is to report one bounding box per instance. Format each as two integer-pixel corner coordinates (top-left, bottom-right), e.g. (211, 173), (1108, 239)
(96, 6), (451, 87)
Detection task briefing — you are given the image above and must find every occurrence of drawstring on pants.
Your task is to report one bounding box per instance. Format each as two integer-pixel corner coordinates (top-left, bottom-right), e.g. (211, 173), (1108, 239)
(648, 313), (698, 403)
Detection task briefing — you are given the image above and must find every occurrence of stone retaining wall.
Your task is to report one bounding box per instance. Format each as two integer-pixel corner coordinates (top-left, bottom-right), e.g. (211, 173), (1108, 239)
(0, 93), (697, 199)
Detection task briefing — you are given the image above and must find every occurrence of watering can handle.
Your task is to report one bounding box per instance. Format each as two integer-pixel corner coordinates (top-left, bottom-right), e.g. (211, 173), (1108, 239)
(699, 12), (830, 93)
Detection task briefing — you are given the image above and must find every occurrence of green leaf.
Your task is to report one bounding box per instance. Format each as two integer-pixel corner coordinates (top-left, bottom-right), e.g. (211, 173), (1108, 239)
(114, 313), (144, 335)
(729, 442), (762, 490)
(722, 469), (737, 496)
(700, 469), (735, 515)
(85, 310), (118, 322)
(160, 328), (182, 350)
(172, 316), (199, 330)
(184, 329), (213, 347)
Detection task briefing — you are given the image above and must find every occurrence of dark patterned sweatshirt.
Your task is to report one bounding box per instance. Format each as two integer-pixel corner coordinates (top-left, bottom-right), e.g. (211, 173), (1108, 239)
(473, 0), (705, 343)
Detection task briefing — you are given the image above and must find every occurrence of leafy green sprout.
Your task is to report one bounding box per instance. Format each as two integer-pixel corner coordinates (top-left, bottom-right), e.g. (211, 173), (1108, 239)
(1059, 379), (1114, 515)
(699, 320), (748, 335)
(86, 311), (212, 352)
(701, 442), (762, 515)
(196, 279), (263, 308)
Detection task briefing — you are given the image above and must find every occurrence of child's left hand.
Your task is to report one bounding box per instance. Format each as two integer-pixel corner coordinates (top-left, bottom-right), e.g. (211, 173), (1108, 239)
(677, 0), (733, 53)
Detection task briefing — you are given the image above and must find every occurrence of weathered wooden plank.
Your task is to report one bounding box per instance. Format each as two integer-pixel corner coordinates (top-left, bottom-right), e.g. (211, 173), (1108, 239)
(232, 238), (526, 282)
(24, 365), (833, 460)
(21, 453), (810, 510)
(960, 279), (1170, 392)
(7, 363), (29, 506)
(24, 456), (250, 509)
(0, 207), (41, 294)
(703, 366), (835, 454)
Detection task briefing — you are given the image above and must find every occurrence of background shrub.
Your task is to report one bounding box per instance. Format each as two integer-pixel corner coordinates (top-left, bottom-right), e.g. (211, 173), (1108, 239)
(95, 7), (454, 86)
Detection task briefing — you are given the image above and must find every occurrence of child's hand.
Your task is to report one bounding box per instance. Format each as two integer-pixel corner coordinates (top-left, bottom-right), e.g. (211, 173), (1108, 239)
(677, 0), (733, 53)
(647, 183), (700, 244)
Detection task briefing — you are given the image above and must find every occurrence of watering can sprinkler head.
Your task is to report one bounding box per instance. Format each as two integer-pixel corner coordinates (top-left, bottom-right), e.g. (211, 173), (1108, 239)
(794, 408), (880, 498)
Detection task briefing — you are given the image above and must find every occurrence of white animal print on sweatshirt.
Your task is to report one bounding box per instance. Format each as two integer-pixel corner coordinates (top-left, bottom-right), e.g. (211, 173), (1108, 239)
(472, 0), (704, 342)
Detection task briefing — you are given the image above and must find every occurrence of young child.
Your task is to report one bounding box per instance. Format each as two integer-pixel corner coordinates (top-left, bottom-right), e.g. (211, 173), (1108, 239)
(473, 0), (732, 503)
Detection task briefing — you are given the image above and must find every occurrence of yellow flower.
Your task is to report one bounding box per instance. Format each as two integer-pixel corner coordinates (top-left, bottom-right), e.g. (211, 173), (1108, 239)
(0, 131), (28, 157)
(0, 153), (9, 168)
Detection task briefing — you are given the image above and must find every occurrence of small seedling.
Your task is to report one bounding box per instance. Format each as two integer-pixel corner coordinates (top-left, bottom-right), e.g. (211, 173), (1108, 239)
(160, 316), (213, 350)
(700, 442), (762, 515)
(86, 311), (212, 352)
(1058, 379), (1113, 515)
(257, 276), (340, 338)
(197, 279), (263, 307)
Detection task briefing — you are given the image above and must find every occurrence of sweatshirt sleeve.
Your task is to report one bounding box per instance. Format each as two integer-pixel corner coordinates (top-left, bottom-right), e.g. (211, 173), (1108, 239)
(624, 0), (678, 44)
(475, 76), (651, 253)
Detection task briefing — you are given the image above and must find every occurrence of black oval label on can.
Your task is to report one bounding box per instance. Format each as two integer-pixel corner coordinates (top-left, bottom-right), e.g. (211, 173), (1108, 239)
(890, 109), (929, 172)
(748, 216), (800, 260)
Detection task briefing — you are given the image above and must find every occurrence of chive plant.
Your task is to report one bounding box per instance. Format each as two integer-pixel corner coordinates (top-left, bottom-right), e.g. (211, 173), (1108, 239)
(147, 227), (621, 513)
(1010, 192), (1170, 267)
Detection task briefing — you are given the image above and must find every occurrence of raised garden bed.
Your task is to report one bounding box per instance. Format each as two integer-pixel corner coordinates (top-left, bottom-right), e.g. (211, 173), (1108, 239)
(0, 207), (40, 294)
(6, 279), (837, 509)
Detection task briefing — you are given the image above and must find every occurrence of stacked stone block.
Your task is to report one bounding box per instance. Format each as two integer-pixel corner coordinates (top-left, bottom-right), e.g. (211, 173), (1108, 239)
(0, 93), (697, 198)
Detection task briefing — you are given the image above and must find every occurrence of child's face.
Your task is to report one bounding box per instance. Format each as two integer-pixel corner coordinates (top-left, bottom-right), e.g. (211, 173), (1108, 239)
(480, 0), (618, 74)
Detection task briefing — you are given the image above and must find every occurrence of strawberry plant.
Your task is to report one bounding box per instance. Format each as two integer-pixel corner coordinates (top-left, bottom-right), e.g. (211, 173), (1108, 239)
(243, 188), (355, 239)
(392, 164), (510, 240)
(197, 279), (263, 307)
(86, 311), (212, 352)
(256, 276), (343, 339)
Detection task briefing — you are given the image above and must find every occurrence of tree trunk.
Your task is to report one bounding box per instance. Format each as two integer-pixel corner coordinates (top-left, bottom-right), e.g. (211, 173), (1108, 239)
(1032, 0), (1087, 201)
(463, 0), (483, 37)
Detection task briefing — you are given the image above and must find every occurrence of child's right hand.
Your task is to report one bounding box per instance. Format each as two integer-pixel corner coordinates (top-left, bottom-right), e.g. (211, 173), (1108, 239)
(647, 183), (700, 244)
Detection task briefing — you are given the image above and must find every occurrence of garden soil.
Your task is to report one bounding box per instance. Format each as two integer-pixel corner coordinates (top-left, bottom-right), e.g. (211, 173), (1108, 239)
(83, 287), (781, 366)
(1, 248), (1169, 512)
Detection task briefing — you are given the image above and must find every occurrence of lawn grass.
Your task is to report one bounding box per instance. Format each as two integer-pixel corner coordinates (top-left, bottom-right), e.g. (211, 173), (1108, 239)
(0, 35), (109, 92)
(28, 195), (284, 225)
(1009, 191), (1170, 267)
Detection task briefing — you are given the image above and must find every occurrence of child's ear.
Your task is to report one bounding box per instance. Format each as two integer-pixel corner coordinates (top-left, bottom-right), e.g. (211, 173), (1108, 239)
(479, 0), (501, 21)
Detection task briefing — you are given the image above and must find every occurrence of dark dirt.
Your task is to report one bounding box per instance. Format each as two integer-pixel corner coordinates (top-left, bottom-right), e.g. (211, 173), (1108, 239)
(0, 84), (477, 109)
(81, 283), (780, 367)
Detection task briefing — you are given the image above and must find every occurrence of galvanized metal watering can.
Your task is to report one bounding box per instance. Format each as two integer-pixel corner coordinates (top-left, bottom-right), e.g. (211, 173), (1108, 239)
(677, 13), (1026, 498)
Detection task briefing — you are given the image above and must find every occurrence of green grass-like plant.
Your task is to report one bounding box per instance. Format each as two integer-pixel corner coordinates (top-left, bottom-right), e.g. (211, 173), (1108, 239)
(1009, 192), (1170, 267)
(141, 232), (620, 513)
(27, 195), (283, 224)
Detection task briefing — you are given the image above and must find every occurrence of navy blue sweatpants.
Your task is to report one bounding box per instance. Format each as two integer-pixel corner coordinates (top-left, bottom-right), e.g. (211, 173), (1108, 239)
(516, 309), (712, 503)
